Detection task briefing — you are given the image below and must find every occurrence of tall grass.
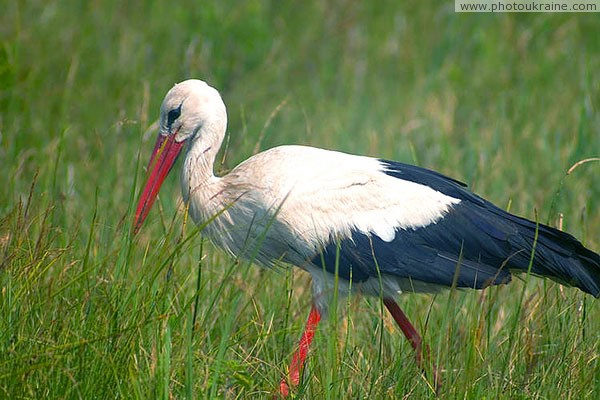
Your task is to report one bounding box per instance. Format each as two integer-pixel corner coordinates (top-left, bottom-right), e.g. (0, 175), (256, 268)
(1, 1), (599, 398)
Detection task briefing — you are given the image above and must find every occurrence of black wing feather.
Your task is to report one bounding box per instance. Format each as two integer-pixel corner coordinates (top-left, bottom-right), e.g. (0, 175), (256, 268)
(312, 160), (600, 297)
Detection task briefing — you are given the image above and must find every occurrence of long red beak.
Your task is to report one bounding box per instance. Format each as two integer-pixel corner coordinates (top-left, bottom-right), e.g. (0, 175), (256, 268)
(133, 133), (185, 234)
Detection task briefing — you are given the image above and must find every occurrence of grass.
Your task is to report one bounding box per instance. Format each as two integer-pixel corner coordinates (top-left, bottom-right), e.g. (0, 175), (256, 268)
(1, 1), (599, 398)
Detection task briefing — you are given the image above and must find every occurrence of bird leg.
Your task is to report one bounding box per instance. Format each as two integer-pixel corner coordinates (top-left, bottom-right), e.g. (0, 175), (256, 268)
(279, 304), (321, 397)
(383, 298), (441, 394)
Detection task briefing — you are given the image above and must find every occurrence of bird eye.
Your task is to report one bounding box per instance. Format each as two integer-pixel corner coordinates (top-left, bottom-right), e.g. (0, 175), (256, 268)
(167, 104), (182, 127)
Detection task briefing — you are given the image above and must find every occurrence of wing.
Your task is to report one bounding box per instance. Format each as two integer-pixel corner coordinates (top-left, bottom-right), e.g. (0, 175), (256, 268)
(312, 159), (599, 295)
(313, 200), (514, 289)
(306, 159), (512, 289)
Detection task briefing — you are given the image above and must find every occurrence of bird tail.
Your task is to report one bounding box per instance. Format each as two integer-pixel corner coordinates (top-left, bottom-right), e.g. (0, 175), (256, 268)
(493, 208), (600, 298)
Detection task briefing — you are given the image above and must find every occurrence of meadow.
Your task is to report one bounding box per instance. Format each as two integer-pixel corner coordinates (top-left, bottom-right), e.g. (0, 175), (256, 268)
(1, 1), (599, 398)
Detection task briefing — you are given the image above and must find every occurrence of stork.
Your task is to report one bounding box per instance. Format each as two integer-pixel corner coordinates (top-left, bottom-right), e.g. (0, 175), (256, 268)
(134, 79), (600, 396)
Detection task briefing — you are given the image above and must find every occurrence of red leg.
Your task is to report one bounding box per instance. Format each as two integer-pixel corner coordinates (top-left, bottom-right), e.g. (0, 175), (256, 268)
(383, 298), (441, 393)
(279, 305), (321, 397)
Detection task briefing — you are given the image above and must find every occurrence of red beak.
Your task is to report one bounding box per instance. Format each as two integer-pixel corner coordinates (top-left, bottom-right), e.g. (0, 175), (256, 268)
(133, 133), (185, 234)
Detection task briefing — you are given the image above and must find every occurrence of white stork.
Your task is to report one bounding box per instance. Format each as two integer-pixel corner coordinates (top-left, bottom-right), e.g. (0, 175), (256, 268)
(134, 79), (600, 396)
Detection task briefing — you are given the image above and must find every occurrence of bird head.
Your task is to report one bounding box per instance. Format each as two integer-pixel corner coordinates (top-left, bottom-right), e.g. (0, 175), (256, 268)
(133, 79), (227, 234)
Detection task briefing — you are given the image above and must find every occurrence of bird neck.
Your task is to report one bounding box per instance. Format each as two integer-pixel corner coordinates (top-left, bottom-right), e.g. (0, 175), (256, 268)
(180, 130), (226, 220)
(182, 134), (219, 185)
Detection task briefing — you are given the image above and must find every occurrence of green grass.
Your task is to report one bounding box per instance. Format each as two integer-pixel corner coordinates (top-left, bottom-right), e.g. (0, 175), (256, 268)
(1, 1), (599, 398)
